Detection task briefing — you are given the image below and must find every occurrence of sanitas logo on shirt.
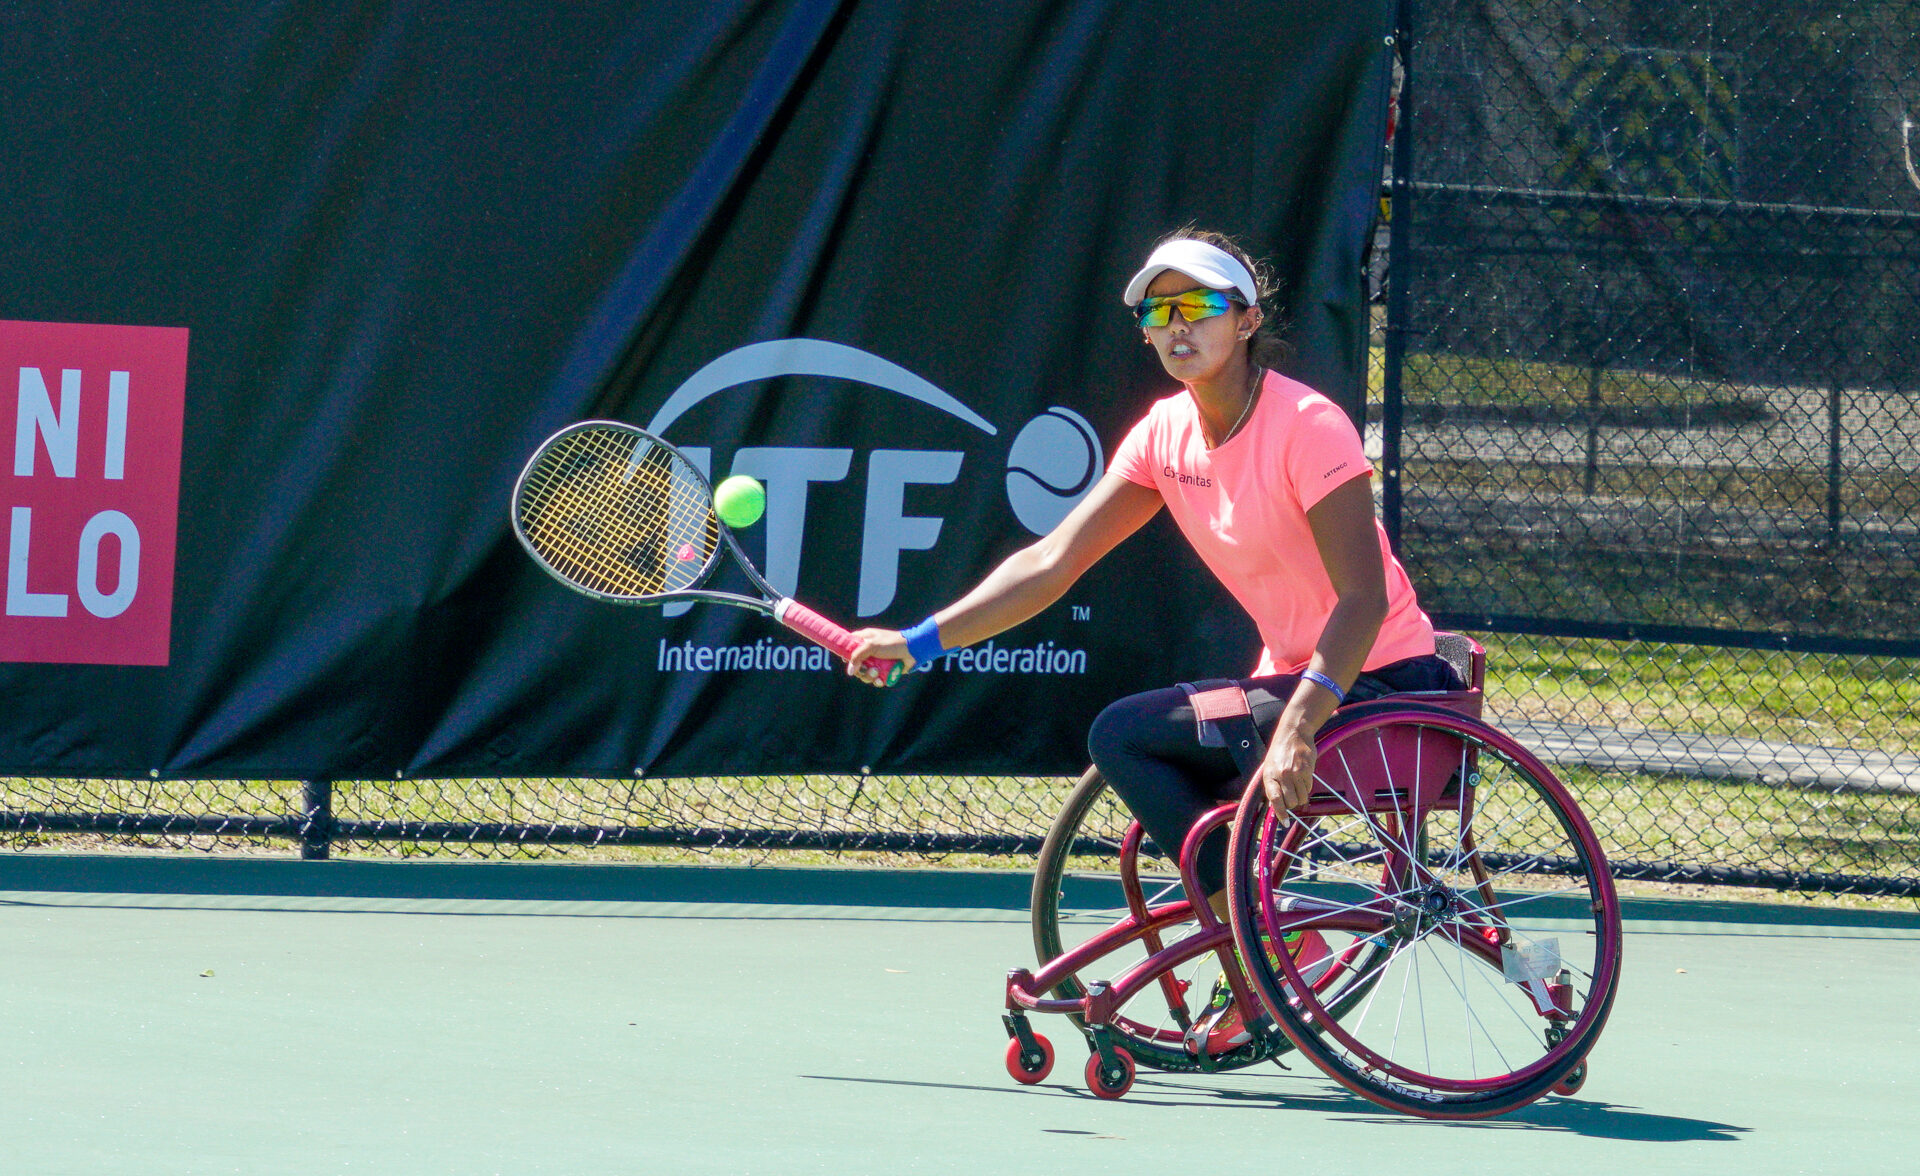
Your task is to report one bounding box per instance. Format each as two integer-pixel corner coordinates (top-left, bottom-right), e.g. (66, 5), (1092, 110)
(1161, 463), (1213, 488)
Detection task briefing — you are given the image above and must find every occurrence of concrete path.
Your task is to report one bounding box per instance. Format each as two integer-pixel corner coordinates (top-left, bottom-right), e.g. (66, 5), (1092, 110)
(1501, 719), (1920, 793)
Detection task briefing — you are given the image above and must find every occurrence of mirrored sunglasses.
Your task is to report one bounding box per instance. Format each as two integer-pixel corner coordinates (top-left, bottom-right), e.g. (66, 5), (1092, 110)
(1133, 289), (1245, 328)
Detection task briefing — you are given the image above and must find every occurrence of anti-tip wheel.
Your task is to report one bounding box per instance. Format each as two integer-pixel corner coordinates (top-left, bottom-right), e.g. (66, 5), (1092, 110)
(1552, 1060), (1588, 1096)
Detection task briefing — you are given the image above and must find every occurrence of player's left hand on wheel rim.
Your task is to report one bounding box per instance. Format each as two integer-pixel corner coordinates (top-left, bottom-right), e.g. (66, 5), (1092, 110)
(1262, 737), (1317, 811)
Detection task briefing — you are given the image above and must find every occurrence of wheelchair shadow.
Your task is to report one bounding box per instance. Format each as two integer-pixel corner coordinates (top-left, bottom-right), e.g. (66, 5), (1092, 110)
(804, 1072), (1745, 1141)
(1439, 1097), (1747, 1142)
(1134, 1075), (1746, 1140)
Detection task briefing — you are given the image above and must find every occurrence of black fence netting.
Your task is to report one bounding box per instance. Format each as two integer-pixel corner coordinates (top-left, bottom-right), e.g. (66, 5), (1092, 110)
(6, 0), (1918, 900)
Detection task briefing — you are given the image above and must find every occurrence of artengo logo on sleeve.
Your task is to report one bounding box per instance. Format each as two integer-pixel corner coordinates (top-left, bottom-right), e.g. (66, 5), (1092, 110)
(645, 339), (1102, 676)
(1, 319), (188, 665)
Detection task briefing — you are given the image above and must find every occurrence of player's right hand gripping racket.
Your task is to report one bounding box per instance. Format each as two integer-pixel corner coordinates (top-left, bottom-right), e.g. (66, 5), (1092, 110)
(510, 420), (902, 685)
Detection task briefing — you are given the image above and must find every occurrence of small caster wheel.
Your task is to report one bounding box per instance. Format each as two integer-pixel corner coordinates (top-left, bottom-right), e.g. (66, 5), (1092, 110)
(1552, 1061), (1588, 1096)
(1084, 1046), (1136, 1099)
(1006, 1034), (1054, 1084)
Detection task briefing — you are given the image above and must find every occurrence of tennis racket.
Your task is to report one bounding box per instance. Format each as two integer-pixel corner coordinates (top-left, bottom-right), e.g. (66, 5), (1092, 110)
(511, 420), (902, 685)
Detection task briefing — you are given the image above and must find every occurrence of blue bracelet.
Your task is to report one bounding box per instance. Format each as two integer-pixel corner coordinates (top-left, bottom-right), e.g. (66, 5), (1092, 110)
(1301, 669), (1347, 704)
(901, 616), (946, 666)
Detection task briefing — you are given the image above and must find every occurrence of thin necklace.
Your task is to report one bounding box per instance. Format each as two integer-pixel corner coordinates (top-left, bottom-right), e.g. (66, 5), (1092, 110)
(1210, 366), (1263, 448)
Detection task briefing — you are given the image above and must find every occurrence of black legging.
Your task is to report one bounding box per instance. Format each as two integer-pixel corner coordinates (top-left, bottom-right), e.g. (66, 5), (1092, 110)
(1085, 654), (1465, 896)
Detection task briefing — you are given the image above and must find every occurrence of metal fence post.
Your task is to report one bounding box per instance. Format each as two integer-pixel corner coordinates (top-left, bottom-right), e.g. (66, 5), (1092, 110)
(1380, 0), (1417, 557)
(1827, 383), (1843, 550)
(300, 779), (333, 860)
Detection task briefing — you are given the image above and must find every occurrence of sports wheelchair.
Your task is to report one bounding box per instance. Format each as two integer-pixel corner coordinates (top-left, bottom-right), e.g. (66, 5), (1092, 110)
(1002, 634), (1622, 1118)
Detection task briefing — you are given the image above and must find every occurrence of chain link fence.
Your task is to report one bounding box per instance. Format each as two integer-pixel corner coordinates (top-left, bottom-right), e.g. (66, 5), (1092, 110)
(5, 0), (1917, 899)
(1388, 0), (1919, 644)
(1373, 0), (1919, 898)
(0, 774), (1073, 862)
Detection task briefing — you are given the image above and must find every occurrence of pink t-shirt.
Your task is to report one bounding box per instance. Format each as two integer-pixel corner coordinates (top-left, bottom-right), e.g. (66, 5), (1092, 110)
(1109, 369), (1435, 677)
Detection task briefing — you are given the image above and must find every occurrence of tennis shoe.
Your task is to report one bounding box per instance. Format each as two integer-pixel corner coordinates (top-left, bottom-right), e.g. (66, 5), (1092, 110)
(1183, 924), (1336, 1056)
(1268, 927), (1332, 985)
(1185, 976), (1254, 1055)
(1184, 927), (1334, 1056)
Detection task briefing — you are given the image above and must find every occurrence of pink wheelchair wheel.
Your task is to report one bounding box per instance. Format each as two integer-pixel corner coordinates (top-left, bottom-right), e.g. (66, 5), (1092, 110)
(1227, 702), (1623, 1119)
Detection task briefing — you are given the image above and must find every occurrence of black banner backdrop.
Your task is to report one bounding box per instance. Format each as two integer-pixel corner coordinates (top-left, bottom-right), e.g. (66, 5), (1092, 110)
(0, 0), (1392, 778)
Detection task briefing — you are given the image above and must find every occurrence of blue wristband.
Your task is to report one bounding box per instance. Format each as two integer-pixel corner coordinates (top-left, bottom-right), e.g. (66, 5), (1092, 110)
(901, 616), (946, 666)
(1301, 669), (1347, 704)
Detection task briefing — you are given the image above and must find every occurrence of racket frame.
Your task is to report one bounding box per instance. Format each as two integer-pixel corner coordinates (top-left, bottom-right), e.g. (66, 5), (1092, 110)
(510, 420), (899, 682)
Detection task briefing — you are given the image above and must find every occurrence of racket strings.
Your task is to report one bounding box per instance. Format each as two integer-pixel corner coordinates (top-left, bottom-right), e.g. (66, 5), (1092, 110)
(517, 427), (718, 599)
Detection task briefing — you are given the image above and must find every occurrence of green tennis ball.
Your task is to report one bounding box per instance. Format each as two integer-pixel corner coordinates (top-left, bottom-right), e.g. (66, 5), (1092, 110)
(713, 474), (766, 528)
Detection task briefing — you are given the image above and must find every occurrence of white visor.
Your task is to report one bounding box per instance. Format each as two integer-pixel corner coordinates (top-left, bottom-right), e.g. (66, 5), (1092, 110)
(1122, 239), (1259, 307)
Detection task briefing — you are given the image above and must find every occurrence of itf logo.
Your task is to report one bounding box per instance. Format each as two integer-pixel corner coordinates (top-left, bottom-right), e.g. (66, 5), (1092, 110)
(649, 339), (1103, 618)
(1, 319), (188, 665)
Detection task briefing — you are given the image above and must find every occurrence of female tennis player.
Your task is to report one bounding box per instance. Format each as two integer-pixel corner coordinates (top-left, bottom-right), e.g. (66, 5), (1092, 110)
(846, 230), (1461, 1054)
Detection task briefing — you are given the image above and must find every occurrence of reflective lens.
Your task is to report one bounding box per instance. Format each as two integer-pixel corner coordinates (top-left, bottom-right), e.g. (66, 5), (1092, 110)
(1134, 289), (1242, 328)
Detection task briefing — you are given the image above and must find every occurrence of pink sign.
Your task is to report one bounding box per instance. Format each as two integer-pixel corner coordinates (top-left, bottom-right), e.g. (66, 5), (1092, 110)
(1, 319), (188, 665)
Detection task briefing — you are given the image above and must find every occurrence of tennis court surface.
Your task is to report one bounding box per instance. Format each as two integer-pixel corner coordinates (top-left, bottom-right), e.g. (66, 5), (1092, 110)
(4, 856), (1915, 1174)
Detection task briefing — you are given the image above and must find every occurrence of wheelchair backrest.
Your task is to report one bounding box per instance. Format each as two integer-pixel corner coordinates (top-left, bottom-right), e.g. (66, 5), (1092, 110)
(1434, 631), (1485, 691)
(1376, 630), (1485, 722)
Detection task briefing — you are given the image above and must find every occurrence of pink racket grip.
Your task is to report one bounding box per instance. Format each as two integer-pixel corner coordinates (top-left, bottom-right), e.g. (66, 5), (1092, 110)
(773, 598), (903, 686)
